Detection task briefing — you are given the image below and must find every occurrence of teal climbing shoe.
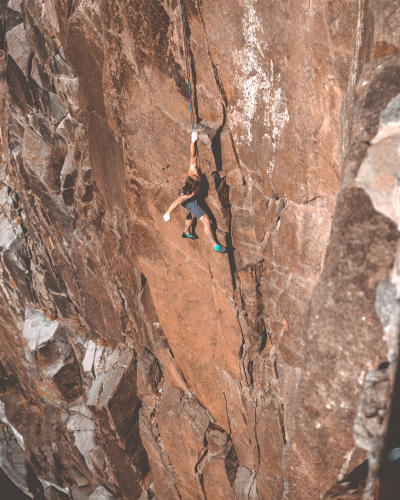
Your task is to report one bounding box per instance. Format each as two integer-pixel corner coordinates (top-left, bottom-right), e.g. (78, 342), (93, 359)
(214, 244), (227, 253)
(182, 232), (198, 239)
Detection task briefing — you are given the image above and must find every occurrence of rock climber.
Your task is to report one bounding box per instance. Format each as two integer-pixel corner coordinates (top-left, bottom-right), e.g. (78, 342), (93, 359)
(163, 132), (227, 253)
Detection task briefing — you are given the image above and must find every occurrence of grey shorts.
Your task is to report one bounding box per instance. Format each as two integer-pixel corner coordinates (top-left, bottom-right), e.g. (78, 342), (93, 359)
(182, 198), (205, 219)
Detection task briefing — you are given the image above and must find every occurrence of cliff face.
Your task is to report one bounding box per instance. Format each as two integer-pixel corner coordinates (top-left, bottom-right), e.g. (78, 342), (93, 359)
(0, 0), (399, 498)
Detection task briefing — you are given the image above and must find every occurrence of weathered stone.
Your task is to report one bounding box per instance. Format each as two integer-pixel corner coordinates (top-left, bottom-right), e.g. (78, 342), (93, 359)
(82, 339), (97, 373)
(356, 93), (400, 229)
(288, 53), (400, 498)
(8, 0), (22, 14)
(87, 486), (115, 500)
(0, 1), (399, 499)
(0, 406), (32, 498)
(234, 465), (257, 500)
(22, 307), (59, 352)
(0, 214), (17, 251)
(6, 24), (30, 78)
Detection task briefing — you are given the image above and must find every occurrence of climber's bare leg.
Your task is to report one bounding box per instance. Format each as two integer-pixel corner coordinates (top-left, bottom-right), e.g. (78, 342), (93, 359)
(184, 215), (194, 234)
(199, 214), (218, 247)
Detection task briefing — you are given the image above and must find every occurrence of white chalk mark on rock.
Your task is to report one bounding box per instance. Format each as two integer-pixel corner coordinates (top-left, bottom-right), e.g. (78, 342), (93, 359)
(231, 0), (289, 173)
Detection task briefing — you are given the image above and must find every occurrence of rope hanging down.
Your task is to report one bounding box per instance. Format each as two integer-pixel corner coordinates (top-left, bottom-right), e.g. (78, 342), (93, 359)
(179, 0), (194, 130)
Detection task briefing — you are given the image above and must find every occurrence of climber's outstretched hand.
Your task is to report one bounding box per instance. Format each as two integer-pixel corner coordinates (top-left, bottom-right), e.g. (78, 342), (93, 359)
(163, 213), (171, 222)
(191, 131), (198, 142)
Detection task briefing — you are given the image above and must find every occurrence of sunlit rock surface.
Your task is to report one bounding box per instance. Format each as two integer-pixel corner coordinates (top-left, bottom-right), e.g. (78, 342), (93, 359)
(0, 0), (399, 498)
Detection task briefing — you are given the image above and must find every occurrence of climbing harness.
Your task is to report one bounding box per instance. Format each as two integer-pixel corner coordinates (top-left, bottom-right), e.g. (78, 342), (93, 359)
(179, 0), (194, 130)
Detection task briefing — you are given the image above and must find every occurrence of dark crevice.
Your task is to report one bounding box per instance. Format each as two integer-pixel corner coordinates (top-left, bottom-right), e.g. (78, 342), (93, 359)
(107, 355), (151, 481)
(247, 359), (254, 387)
(27, 52), (33, 81)
(180, 1), (199, 124)
(272, 197), (287, 233)
(253, 401), (261, 470)
(259, 327), (268, 354)
(279, 403), (287, 446)
(66, 0), (75, 20)
(304, 195), (327, 205)
(194, 447), (208, 474)
(5, 7), (22, 32)
(378, 351), (400, 498)
(225, 214), (237, 289)
(273, 357), (279, 380)
(225, 443), (239, 487)
(198, 473), (208, 500)
(236, 310), (247, 362)
(211, 129), (236, 289)
(324, 460), (368, 498)
(166, 346), (192, 392)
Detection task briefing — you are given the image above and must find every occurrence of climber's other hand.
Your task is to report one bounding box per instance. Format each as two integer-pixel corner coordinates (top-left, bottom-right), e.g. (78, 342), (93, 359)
(163, 212), (171, 222)
(191, 131), (198, 142)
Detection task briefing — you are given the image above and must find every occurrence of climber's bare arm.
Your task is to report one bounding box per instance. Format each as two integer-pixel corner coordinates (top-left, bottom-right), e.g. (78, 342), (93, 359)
(188, 146), (201, 179)
(190, 139), (197, 167)
(188, 131), (200, 174)
(166, 193), (194, 215)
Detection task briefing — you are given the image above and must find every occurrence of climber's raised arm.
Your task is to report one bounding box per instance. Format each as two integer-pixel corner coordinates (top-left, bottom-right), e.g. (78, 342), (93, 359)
(189, 131), (198, 170)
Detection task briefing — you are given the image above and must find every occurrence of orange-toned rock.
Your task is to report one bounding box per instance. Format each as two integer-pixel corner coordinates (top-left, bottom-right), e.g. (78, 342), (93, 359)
(0, 1), (399, 499)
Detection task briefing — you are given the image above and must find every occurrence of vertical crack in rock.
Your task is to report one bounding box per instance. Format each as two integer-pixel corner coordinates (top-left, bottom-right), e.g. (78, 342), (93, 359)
(192, 0), (241, 291)
(341, 0), (369, 172)
(181, 0), (237, 292)
(178, 0), (200, 124)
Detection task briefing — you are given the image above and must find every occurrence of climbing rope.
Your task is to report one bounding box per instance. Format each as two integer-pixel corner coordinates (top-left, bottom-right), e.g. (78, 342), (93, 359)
(179, 0), (194, 130)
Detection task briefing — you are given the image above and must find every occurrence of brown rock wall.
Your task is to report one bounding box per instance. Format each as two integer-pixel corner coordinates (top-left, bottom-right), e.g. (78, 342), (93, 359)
(0, 0), (399, 498)
(289, 13), (400, 498)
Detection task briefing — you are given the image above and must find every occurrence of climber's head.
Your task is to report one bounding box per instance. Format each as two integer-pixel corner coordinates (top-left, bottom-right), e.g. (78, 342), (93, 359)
(182, 176), (197, 195)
